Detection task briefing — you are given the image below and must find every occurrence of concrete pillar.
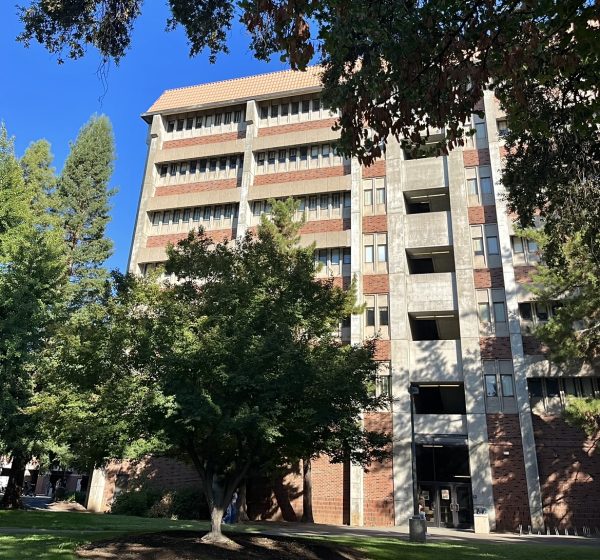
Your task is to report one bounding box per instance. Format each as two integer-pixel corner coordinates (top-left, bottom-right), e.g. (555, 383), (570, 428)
(483, 91), (544, 530)
(236, 100), (258, 237)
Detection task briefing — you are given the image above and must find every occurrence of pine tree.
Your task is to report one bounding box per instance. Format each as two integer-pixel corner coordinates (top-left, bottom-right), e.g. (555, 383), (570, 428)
(56, 115), (115, 306)
(20, 139), (56, 222)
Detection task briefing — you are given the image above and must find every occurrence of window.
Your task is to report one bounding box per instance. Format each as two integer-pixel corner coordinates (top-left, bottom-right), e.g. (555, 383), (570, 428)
(214, 113), (222, 125)
(229, 155), (238, 169)
(332, 193), (340, 208)
(364, 245), (374, 263)
(219, 157), (227, 170)
(195, 116), (203, 128)
(536, 304), (549, 322)
(497, 119), (509, 136)
(278, 149), (287, 163)
(473, 237), (484, 256)
(172, 210), (181, 223)
(176, 119), (184, 131)
(257, 152), (265, 166)
(152, 212), (161, 226)
(513, 237), (524, 253)
(300, 147), (308, 161)
(493, 302), (507, 323)
(183, 208), (191, 222)
(527, 239), (538, 253)
(179, 162), (187, 174)
(310, 145), (319, 159)
(170, 164), (177, 176)
(376, 188), (386, 205)
(224, 204), (232, 219)
(309, 196), (317, 210)
(186, 118), (193, 130)
(331, 249), (340, 265)
(312, 98), (321, 111)
(302, 100), (310, 113)
(376, 374), (391, 398)
(343, 192), (351, 207)
(267, 151), (276, 165)
(343, 248), (351, 264)
(366, 307), (375, 327)
(270, 104), (279, 118)
(478, 302), (491, 323)
(291, 101), (299, 115)
(160, 165), (168, 178)
(167, 121), (175, 132)
(487, 236), (499, 255)
(281, 103), (289, 116)
(322, 144), (330, 157)
(485, 375), (498, 397)
(234, 110), (242, 123)
(480, 175), (492, 194)
(320, 195), (329, 210)
(318, 249), (328, 268)
(162, 211), (171, 224)
(364, 189), (373, 206)
(289, 148), (297, 161)
(205, 115), (213, 127)
(203, 207), (211, 220)
(519, 302), (532, 321)
(467, 178), (478, 196)
(209, 159), (217, 171)
(253, 201), (263, 216)
(193, 208), (201, 222)
(475, 121), (487, 139)
(213, 206), (222, 220)
(260, 106), (269, 119)
(379, 307), (389, 326)
(189, 161), (197, 174)
(501, 375), (514, 397)
(377, 244), (387, 262)
(223, 112), (232, 125)
(298, 197), (306, 211)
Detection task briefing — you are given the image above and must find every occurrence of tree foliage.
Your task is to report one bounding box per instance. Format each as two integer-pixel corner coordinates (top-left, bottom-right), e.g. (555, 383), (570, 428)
(564, 396), (600, 440)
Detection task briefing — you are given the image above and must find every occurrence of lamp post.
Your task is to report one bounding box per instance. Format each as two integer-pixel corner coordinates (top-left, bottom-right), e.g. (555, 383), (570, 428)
(408, 385), (420, 516)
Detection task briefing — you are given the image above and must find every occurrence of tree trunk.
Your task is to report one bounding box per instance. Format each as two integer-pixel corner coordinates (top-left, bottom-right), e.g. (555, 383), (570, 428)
(1, 452), (27, 509)
(236, 480), (249, 523)
(201, 477), (233, 544)
(301, 457), (314, 523)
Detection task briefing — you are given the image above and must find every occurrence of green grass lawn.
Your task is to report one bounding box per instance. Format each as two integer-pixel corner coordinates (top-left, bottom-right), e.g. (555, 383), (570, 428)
(0, 510), (596, 560)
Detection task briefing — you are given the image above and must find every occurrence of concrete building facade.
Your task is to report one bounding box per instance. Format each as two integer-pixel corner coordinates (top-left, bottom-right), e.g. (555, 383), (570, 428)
(125, 68), (600, 531)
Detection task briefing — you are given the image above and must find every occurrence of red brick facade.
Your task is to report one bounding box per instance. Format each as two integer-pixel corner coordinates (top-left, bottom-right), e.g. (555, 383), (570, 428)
(253, 166), (348, 186)
(522, 336), (549, 356)
(532, 415), (600, 529)
(463, 149), (491, 166)
(468, 205), (497, 224)
(480, 337), (512, 359)
(514, 266), (537, 284)
(362, 215), (388, 233)
(298, 218), (350, 234)
(257, 118), (338, 137)
(474, 268), (504, 289)
(363, 275), (389, 294)
(362, 160), (386, 178)
(374, 340), (391, 361)
(487, 414), (532, 531)
(146, 228), (235, 248)
(363, 413), (394, 526)
(162, 130), (245, 149)
(155, 178), (239, 196)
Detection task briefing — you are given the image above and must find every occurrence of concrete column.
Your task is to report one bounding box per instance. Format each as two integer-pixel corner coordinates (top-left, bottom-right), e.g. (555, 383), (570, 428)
(236, 100), (258, 237)
(386, 139), (414, 528)
(447, 149), (497, 529)
(483, 91), (544, 530)
(128, 114), (164, 273)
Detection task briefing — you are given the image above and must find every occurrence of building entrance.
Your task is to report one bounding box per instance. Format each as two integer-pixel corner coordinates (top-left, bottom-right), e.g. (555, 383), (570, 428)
(416, 443), (473, 529)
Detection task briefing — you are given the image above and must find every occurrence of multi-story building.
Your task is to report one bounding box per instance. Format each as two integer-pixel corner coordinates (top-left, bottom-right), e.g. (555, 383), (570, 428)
(127, 67), (600, 532)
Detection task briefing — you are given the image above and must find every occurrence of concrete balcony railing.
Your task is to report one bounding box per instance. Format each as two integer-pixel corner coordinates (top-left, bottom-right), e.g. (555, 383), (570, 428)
(406, 272), (457, 313)
(409, 339), (463, 382)
(402, 158), (445, 191)
(414, 414), (468, 436)
(404, 211), (452, 249)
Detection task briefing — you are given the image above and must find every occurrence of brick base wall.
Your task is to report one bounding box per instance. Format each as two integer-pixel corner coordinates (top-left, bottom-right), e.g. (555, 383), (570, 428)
(487, 414), (532, 531)
(532, 414), (600, 529)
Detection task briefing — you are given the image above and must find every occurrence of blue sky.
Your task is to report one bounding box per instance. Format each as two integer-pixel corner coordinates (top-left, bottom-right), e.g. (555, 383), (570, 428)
(0, 3), (286, 271)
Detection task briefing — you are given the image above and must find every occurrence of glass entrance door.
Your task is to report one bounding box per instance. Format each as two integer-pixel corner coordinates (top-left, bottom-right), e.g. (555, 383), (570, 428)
(454, 484), (473, 528)
(438, 485), (454, 527)
(418, 482), (473, 529)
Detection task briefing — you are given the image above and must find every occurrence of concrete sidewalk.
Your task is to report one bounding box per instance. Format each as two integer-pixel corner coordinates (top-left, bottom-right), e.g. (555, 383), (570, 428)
(239, 521), (600, 549)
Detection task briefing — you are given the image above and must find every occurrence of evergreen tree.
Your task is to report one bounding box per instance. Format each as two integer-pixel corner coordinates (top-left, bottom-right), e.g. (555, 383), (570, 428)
(20, 139), (56, 222)
(56, 115), (115, 306)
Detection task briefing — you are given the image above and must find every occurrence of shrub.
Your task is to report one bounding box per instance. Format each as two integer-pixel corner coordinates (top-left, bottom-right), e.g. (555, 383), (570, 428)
(171, 488), (209, 520)
(110, 488), (161, 517)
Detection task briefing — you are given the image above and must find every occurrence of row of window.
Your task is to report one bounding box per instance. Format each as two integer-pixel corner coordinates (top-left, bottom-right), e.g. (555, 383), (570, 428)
(255, 143), (345, 173)
(315, 247), (352, 271)
(166, 109), (245, 133)
(250, 192), (351, 221)
(365, 294), (390, 338)
(151, 204), (239, 227)
(259, 96), (326, 120)
(529, 377), (599, 414)
(158, 155), (243, 180)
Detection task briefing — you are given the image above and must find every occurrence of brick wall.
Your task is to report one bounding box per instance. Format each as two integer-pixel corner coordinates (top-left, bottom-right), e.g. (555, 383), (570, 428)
(480, 337), (512, 359)
(254, 166), (348, 186)
(146, 228), (235, 248)
(474, 268), (504, 289)
(257, 118), (337, 137)
(468, 205), (497, 224)
(487, 414), (532, 531)
(363, 412), (394, 526)
(298, 218), (350, 234)
(463, 149), (491, 166)
(522, 336), (549, 356)
(362, 160), (386, 178)
(532, 414), (600, 529)
(155, 178), (239, 196)
(162, 130), (245, 149)
(363, 276), (389, 294)
(312, 456), (350, 525)
(374, 340), (391, 361)
(362, 215), (388, 233)
(514, 266), (537, 284)
(331, 276), (351, 290)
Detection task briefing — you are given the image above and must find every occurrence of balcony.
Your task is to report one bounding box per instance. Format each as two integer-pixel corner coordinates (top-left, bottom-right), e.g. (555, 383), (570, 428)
(404, 211), (452, 249)
(409, 340), (463, 382)
(414, 414), (468, 435)
(407, 272), (457, 313)
(403, 158), (445, 191)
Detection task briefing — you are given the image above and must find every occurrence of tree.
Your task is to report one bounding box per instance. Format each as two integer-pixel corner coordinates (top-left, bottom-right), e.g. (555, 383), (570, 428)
(0, 126), (67, 508)
(563, 396), (600, 441)
(55, 115), (115, 306)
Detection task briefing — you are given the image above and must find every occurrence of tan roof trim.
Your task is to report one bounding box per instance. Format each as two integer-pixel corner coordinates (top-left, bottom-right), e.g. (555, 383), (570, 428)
(144, 66), (324, 118)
